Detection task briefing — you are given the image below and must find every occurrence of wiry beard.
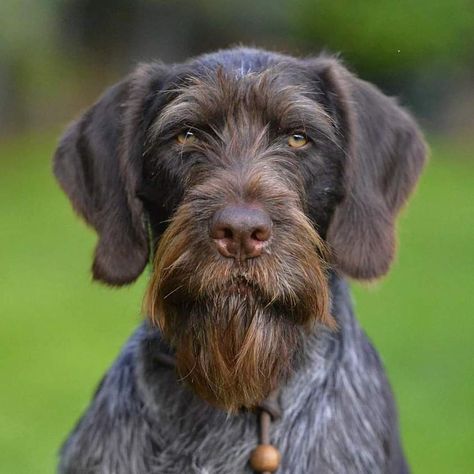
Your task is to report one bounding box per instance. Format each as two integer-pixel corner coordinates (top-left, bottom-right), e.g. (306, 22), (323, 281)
(156, 292), (305, 411)
(144, 192), (334, 412)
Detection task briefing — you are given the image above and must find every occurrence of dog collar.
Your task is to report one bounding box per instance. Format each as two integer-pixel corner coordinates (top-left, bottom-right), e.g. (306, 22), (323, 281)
(153, 351), (282, 473)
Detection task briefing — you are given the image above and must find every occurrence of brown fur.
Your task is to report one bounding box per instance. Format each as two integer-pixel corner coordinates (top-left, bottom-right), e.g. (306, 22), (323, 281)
(144, 161), (334, 411)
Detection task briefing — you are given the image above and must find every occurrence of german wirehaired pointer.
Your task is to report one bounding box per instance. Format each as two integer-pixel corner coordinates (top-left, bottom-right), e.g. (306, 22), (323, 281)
(54, 48), (427, 473)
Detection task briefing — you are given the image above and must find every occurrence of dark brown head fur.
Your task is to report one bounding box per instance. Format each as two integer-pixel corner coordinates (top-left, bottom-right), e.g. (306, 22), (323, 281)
(53, 48), (426, 411)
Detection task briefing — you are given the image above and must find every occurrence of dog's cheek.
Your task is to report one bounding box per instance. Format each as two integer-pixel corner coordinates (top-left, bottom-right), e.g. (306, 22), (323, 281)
(301, 152), (345, 238)
(141, 151), (190, 238)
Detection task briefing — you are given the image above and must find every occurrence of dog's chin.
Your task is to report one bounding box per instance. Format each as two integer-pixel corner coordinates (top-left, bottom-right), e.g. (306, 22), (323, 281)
(225, 280), (254, 297)
(158, 287), (306, 412)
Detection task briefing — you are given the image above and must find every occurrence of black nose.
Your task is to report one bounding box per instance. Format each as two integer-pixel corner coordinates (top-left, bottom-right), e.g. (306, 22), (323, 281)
(210, 205), (272, 261)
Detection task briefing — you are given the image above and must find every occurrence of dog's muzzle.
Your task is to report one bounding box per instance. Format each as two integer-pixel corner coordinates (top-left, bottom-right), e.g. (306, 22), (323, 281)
(210, 204), (272, 263)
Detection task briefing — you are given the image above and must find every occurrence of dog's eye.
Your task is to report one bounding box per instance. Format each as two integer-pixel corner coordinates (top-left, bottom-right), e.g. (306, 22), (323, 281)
(176, 130), (197, 145)
(288, 133), (309, 148)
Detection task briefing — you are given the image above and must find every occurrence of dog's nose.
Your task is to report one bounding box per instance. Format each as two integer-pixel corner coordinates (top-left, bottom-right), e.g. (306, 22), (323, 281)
(210, 205), (272, 261)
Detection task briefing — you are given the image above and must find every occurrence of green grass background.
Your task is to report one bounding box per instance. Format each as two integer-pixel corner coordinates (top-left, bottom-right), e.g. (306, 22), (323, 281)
(0, 134), (473, 473)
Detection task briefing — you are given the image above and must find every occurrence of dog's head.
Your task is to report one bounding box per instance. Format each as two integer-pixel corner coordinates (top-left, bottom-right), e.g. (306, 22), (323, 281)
(54, 48), (426, 411)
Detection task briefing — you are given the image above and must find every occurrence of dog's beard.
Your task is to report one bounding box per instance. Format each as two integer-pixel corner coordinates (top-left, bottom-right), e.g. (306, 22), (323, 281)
(157, 294), (305, 411)
(144, 201), (334, 412)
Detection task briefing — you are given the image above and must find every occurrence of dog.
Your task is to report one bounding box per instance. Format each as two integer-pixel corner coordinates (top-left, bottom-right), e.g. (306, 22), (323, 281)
(54, 47), (426, 473)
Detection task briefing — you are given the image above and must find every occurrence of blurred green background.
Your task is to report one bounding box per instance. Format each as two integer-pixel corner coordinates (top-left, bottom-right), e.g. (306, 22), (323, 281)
(1, 1), (473, 473)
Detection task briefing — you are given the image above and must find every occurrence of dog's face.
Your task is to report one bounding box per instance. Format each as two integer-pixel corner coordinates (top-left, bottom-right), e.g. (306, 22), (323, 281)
(54, 49), (426, 411)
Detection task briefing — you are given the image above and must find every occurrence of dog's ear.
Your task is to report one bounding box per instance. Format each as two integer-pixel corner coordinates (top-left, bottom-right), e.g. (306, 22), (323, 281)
(54, 64), (168, 285)
(309, 58), (427, 280)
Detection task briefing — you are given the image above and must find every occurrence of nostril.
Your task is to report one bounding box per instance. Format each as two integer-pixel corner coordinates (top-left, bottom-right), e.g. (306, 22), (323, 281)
(251, 225), (271, 242)
(223, 227), (234, 240)
(211, 225), (234, 241)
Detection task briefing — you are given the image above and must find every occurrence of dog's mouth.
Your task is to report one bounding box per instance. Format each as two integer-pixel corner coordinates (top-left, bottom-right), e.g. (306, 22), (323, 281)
(166, 274), (274, 314)
(148, 238), (332, 327)
(226, 279), (254, 297)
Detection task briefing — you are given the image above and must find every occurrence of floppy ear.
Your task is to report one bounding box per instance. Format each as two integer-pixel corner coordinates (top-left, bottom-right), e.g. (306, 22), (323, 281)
(54, 64), (168, 285)
(313, 58), (427, 280)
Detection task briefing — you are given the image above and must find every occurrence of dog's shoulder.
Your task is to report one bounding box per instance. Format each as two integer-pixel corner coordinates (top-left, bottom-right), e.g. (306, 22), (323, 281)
(58, 326), (152, 473)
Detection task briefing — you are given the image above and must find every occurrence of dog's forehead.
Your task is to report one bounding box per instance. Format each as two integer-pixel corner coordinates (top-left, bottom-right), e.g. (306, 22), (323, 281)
(153, 58), (332, 136)
(178, 68), (306, 112)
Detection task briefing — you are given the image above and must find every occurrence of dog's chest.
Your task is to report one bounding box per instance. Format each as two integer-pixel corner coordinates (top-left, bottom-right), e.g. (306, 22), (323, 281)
(60, 281), (402, 474)
(137, 331), (390, 474)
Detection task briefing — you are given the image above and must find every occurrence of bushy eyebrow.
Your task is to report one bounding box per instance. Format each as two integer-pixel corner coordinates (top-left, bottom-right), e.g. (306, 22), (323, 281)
(148, 70), (338, 145)
(149, 100), (209, 138)
(274, 91), (336, 137)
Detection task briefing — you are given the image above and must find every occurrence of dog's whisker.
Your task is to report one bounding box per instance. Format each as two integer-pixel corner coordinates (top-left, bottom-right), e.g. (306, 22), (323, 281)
(176, 358), (197, 383)
(162, 285), (184, 300)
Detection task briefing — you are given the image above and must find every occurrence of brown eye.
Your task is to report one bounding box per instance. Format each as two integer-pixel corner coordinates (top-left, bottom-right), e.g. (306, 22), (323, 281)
(176, 130), (196, 145)
(288, 133), (308, 148)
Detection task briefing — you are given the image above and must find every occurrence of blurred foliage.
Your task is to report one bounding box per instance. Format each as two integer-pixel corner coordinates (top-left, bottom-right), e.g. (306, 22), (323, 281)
(288, 0), (474, 75)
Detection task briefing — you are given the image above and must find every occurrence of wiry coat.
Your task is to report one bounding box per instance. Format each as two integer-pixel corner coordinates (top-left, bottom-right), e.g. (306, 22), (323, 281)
(54, 47), (426, 474)
(59, 275), (408, 474)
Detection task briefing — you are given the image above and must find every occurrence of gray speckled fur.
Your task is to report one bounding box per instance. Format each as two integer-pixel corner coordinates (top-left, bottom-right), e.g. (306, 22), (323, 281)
(59, 275), (408, 474)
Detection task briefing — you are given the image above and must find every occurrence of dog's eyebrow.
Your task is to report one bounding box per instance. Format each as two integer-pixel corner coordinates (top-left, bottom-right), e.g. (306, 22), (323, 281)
(151, 100), (207, 136)
(149, 73), (338, 146)
(149, 86), (217, 142)
(275, 92), (336, 138)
